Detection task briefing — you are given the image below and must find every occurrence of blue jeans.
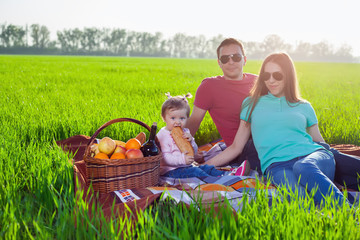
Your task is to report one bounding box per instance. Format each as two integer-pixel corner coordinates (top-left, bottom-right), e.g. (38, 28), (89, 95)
(223, 139), (360, 191)
(163, 165), (226, 178)
(317, 142), (360, 190)
(265, 150), (347, 206)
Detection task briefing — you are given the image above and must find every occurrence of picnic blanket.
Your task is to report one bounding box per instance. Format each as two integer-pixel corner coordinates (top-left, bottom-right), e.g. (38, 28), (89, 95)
(58, 135), (360, 220)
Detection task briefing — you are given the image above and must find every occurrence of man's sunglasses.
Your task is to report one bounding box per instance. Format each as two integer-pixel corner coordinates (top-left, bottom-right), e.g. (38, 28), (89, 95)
(261, 71), (284, 81)
(219, 54), (243, 64)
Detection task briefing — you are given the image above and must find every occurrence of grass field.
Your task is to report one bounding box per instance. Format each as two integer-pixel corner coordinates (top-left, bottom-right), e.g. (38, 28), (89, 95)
(0, 55), (359, 239)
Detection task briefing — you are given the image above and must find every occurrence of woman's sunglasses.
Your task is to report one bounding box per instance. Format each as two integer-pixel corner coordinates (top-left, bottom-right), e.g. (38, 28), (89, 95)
(261, 71), (284, 81)
(219, 54), (243, 64)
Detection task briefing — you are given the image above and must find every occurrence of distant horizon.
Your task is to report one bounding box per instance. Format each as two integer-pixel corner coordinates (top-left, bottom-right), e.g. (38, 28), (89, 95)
(1, 0), (359, 56)
(1, 22), (359, 62)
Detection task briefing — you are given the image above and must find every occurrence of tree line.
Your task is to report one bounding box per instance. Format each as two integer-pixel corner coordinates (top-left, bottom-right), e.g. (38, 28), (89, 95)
(0, 23), (357, 62)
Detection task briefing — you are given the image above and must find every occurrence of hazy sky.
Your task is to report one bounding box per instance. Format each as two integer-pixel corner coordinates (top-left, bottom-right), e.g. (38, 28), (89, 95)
(1, 0), (359, 56)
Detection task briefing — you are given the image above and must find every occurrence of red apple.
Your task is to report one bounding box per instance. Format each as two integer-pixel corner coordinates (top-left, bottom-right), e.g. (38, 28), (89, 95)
(113, 145), (126, 155)
(126, 149), (144, 159)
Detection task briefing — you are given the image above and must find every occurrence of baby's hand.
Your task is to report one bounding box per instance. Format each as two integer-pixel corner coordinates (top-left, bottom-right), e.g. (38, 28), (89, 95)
(183, 132), (193, 142)
(184, 154), (194, 165)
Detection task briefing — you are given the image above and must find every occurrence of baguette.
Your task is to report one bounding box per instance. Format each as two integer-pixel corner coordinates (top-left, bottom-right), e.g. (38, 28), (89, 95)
(135, 132), (146, 145)
(170, 127), (194, 156)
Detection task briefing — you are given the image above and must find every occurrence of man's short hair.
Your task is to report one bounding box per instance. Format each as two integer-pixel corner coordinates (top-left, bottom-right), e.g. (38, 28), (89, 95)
(216, 38), (245, 58)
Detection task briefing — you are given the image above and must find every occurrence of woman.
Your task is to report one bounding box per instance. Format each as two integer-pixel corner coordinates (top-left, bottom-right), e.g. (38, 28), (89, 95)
(206, 52), (348, 206)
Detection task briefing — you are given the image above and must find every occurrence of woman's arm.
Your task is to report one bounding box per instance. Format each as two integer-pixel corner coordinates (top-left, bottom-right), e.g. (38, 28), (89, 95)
(204, 120), (251, 167)
(307, 124), (325, 143)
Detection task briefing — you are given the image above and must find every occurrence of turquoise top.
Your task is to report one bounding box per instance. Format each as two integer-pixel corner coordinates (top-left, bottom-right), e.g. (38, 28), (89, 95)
(240, 93), (324, 173)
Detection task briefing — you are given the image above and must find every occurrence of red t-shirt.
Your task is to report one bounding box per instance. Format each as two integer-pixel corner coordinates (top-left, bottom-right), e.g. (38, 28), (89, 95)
(194, 74), (257, 146)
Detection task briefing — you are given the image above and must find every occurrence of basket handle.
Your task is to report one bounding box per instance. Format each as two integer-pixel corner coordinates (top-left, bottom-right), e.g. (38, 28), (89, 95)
(85, 118), (152, 156)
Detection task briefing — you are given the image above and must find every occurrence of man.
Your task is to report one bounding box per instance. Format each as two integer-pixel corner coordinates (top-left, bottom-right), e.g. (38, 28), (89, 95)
(186, 38), (261, 172)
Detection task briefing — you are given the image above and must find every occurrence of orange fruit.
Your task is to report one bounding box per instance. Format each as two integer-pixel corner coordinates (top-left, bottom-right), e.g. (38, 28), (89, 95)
(110, 152), (126, 160)
(125, 138), (141, 150)
(94, 152), (110, 159)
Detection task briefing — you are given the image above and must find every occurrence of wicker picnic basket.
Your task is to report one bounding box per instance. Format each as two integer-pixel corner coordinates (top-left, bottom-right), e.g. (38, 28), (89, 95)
(84, 118), (162, 193)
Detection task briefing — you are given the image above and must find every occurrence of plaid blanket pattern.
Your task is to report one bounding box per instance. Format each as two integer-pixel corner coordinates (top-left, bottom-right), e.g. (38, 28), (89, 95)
(61, 135), (360, 220)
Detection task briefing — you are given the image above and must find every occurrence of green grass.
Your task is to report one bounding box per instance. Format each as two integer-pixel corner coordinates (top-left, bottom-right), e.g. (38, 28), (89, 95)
(0, 55), (359, 239)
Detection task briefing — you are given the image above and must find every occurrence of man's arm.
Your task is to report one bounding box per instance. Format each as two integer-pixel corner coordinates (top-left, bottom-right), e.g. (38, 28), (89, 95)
(185, 106), (207, 137)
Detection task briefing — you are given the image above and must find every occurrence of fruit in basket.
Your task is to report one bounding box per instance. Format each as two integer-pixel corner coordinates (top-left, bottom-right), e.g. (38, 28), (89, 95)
(135, 132), (147, 145)
(125, 138), (141, 150)
(90, 143), (100, 157)
(113, 145), (127, 155)
(94, 152), (110, 159)
(110, 152), (126, 160)
(114, 140), (126, 148)
(125, 149), (144, 159)
(98, 137), (116, 155)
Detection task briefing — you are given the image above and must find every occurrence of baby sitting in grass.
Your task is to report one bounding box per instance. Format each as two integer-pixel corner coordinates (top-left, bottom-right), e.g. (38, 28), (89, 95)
(157, 93), (250, 178)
